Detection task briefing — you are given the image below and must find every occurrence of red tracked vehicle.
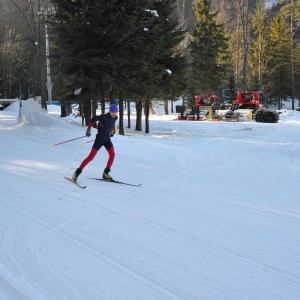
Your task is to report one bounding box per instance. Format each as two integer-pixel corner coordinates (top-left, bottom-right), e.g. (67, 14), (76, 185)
(233, 91), (264, 112)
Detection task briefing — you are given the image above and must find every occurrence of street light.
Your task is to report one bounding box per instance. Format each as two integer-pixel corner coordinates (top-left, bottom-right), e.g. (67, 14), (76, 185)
(38, 8), (53, 105)
(45, 16), (52, 105)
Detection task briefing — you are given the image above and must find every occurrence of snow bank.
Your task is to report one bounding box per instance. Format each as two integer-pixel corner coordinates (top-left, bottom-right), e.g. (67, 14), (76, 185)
(278, 109), (300, 123)
(21, 98), (54, 126)
(3, 100), (20, 112)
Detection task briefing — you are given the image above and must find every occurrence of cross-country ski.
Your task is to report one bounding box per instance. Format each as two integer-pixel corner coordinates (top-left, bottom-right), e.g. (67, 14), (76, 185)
(64, 177), (87, 189)
(88, 177), (142, 187)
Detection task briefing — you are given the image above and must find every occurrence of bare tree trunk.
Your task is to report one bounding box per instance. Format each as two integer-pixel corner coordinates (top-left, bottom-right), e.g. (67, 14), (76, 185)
(237, 0), (249, 91)
(82, 95), (92, 126)
(145, 97), (150, 133)
(164, 101), (169, 115)
(258, 42), (262, 89)
(100, 88), (105, 114)
(236, 23), (241, 90)
(9, 76), (12, 98)
(119, 95), (125, 135)
(59, 76), (68, 117)
(149, 101), (156, 115)
(127, 100), (131, 128)
(135, 100), (143, 131)
(60, 100), (68, 117)
(291, 0), (295, 110)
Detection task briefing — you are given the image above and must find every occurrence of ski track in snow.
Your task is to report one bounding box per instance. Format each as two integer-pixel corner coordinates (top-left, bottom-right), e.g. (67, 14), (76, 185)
(0, 100), (300, 299)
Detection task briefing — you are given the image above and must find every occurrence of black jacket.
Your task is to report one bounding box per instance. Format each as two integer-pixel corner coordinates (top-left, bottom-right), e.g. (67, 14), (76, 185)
(89, 113), (118, 138)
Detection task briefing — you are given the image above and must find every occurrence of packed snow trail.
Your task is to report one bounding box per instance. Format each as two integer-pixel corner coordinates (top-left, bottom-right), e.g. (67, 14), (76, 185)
(0, 99), (300, 299)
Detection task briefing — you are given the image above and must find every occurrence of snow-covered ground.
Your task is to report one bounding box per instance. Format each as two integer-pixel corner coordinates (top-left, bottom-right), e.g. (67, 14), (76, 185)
(0, 99), (300, 300)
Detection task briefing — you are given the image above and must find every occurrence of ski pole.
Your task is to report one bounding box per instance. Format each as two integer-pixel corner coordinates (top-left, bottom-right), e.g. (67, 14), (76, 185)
(51, 136), (86, 147)
(80, 139), (95, 146)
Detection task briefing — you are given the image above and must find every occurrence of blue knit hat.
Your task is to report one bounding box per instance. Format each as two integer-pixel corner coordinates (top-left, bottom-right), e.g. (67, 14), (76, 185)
(110, 104), (118, 112)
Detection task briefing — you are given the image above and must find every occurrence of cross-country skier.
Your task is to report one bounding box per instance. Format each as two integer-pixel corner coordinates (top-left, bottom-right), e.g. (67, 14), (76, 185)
(72, 104), (118, 181)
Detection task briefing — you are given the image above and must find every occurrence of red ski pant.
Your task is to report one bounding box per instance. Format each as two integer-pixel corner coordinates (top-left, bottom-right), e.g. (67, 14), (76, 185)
(79, 140), (115, 170)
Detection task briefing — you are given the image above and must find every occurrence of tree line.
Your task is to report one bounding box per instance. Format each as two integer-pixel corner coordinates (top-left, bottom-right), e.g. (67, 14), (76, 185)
(222, 0), (300, 110)
(0, 0), (299, 133)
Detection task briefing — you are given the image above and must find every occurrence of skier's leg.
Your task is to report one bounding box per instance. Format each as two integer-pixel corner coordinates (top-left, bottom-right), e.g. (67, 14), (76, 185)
(72, 137), (104, 180)
(106, 146), (115, 169)
(79, 147), (98, 170)
(103, 141), (115, 179)
(72, 148), (97, 181)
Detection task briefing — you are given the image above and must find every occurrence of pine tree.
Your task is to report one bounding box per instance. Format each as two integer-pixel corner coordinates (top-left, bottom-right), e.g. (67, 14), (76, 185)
(249, 0), (269, 91)
(295, 43), (300, 108)
(265, 15), (291, 108)
(189, 0), (229, 95)
(140, 0), (187, 132)
(279, 0), (300, 109)
(51, 0), (186, 133)
(117, 0), (186, 133)
(51, 0), (155, 124)
(51, 0), (104, 122)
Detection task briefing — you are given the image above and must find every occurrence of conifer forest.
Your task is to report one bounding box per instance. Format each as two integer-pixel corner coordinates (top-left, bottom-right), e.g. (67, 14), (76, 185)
(0, 0), (299, 130)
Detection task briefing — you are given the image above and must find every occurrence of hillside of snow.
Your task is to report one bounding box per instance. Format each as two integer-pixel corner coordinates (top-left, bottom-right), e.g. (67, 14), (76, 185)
(0, 99), (300, 300)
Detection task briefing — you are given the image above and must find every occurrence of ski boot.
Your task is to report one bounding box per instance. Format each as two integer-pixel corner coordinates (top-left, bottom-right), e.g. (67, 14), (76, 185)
(103, 168), (112, 180)
(72, 168), (82, 181)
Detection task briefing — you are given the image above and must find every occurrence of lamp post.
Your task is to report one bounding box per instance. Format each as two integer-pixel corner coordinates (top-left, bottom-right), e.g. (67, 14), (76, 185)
(38, 8), (53, 105)
(45, 11), (52, 105)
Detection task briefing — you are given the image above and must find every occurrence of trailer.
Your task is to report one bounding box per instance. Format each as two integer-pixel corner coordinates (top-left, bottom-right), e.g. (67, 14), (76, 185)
(195, 95), (220, 108)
